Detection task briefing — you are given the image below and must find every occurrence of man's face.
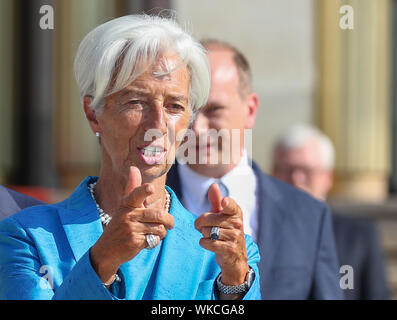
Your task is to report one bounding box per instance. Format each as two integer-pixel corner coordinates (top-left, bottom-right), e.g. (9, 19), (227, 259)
(93, 52), (191, 182)
(188, 48), (255, 166)
(272, 140), (333, 200)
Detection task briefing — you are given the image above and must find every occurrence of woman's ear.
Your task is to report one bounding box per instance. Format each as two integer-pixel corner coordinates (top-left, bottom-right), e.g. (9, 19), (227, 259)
(83, 96), (101, 134)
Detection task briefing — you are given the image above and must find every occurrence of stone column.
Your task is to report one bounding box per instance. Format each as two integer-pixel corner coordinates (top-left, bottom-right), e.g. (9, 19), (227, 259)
(13, 0), (58, 187)
(0, 0), (16, 185)
(390, 0), (397, 194)
(54, 0), (120, 189)
(316, 0), (392, 203)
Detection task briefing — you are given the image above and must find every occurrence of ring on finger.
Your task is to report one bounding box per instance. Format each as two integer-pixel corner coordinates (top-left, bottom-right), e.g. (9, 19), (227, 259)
(146, 234), (158, 249)
(210, 226), (220, 241)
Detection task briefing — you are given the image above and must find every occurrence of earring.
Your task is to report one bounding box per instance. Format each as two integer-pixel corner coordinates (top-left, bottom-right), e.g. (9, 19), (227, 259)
(95, 132), (100, 137)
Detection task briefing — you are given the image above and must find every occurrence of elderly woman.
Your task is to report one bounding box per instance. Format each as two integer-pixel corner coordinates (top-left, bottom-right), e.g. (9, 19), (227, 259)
(0, 15), (260, 300)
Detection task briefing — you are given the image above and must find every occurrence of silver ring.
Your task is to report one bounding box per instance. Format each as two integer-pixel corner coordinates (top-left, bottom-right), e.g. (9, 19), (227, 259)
(146, 234), (158, 249)
(210, 226), (220, 241)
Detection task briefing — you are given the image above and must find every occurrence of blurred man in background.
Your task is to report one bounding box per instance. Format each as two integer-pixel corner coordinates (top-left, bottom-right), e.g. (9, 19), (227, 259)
(167, 39), (343, 299)
(272, 124), (390, 299)
(0, 185), (43, 220)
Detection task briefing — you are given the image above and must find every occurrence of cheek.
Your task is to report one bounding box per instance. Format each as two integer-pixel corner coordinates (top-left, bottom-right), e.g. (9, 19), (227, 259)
(315, 174), (331, 189)
(231, 109), (247, 128)
(173, 109), (190, 131)
(100, 112), (143, 155)
(108, 111), (140, 133)
(207, 114), (229, 131)
(210, 108), (241, 131)
(168, 112), (190, 146)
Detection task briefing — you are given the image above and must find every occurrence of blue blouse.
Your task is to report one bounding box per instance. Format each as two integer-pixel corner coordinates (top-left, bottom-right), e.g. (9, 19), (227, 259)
(0, 177), (261, 300)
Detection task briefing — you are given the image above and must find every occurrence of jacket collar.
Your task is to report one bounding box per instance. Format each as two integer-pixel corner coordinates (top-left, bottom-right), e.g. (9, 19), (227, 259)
(57, 176), (199, 267)
(251, 162), (287, 272)
(57, 176), (208, 298)
(57, 176), (103, 262)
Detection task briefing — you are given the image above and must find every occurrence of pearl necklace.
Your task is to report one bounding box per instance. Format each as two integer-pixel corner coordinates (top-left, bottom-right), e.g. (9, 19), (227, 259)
(88, 182), (171, 226)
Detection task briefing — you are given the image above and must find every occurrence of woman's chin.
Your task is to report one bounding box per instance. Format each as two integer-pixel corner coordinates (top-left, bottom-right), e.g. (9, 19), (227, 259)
(123, 152), (172, 181)
(136, 162), (169, 182)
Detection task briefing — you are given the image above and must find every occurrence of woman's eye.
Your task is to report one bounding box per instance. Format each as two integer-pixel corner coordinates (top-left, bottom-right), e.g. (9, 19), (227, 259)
(167, 104), (185, 112)
(124, 100), (145, 110)
(128, 100), (143, 106)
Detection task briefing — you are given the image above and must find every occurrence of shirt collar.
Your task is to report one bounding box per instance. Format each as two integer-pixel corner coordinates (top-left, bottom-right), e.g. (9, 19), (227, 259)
(221, 150), (252, 190)
(178, 162), (216, 207)
(177, 150), (251, 205)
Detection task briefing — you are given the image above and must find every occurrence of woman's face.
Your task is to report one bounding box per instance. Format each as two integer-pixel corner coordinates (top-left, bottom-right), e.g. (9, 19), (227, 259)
(94, 52), (191, 182)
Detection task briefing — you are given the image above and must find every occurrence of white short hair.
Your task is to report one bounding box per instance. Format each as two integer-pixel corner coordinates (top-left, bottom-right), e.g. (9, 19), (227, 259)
(275, 123), (335, 170)
(74, 14), (210, 114)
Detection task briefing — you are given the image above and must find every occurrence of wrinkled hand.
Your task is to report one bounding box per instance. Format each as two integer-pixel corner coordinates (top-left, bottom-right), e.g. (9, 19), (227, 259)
(194, 183), (249, 286)
(90, 166), (174, 285)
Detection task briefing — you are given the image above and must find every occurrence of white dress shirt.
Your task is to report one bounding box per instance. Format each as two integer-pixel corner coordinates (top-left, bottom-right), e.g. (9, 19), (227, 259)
(177, 150), (259, 242)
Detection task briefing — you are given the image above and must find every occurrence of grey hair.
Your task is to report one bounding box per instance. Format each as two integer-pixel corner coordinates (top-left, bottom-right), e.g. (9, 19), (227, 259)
(74, 14), (210, 116)
(275, 124), (335, 170)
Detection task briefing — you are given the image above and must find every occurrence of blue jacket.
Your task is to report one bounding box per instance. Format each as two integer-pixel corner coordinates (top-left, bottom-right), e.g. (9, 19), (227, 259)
(166, 161), (344, 299)
(0, 177), (261, 300)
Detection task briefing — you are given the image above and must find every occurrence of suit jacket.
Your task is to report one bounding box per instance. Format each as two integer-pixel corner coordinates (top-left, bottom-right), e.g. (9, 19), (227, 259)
(0, 185), (43, 220)
(332, 213), (390, 299)
(166, 161), (344, 299)
(0, 176), (261, 300)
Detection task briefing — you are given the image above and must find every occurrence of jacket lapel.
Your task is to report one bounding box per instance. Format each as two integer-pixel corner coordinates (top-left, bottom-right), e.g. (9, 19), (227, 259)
(57, 177), (103, 262)
(252, 162), (286, 273)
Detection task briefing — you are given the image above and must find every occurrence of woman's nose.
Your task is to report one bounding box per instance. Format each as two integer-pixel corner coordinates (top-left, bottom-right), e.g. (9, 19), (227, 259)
(143, 103), (167, 134)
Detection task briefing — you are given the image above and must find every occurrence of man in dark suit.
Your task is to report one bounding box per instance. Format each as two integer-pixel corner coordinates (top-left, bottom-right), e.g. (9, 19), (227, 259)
(332, 214), (390, 299)
(166, 39), (343, 299)
(272, 124), (390, 299)
(0, 185), (43, 220)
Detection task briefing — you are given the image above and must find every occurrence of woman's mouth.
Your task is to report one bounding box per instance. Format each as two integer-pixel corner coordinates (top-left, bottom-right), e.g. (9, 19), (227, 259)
(137, 145), (167, 165)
